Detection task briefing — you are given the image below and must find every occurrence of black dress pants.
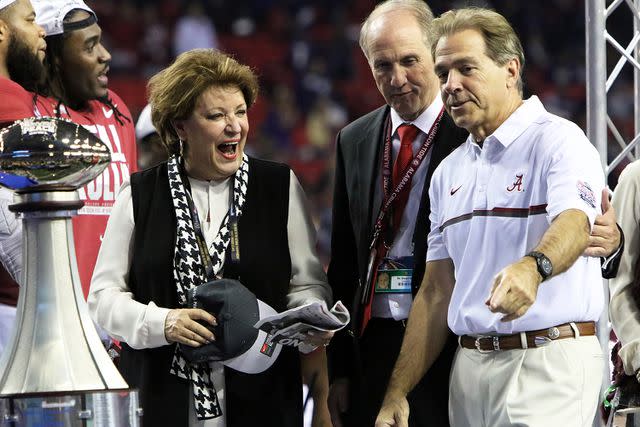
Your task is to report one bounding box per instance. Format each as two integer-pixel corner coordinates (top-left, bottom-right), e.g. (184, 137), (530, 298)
(345, 318), (456, 427)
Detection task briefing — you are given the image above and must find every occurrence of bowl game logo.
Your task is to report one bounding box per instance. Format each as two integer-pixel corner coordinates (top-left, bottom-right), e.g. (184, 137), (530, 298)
(577, 180), (596, 209)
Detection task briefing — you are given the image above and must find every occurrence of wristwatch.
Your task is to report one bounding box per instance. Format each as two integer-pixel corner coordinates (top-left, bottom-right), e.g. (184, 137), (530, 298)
(525, 251), (553, 281)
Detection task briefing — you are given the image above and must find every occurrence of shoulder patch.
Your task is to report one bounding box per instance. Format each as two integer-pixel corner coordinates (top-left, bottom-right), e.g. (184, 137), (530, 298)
(577, 180), (596, 209)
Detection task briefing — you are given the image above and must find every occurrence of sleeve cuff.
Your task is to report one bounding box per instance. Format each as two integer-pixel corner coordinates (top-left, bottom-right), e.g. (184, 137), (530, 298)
(602, 241), (622, 269)
(143, 302), (171, 348)
(601, 224), (624, 279)
(547, 203), (596, 230)
(618, 340), (640, 375)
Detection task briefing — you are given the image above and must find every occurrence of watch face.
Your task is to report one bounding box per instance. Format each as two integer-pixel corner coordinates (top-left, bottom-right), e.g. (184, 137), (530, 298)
(540, 257), (552, 276)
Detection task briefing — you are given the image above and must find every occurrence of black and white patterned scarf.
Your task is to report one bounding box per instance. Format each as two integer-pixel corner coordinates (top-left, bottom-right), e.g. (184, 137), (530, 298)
(166, 153), (249, 420)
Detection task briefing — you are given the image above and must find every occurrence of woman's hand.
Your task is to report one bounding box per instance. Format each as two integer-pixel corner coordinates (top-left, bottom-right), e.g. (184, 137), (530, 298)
(305, 330), (335, 348)
(164, 308), (216, 347)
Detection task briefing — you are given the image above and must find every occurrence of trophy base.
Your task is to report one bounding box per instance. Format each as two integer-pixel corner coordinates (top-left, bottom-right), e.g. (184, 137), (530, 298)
(0, 389), (142, 426)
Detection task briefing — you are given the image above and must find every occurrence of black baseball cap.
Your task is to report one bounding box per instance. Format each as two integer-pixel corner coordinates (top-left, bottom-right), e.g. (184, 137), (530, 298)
(182, 279), (282, 374)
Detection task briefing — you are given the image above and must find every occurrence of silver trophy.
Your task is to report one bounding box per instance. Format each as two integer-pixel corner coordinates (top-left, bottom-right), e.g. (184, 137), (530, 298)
(0, 117), (141, 426)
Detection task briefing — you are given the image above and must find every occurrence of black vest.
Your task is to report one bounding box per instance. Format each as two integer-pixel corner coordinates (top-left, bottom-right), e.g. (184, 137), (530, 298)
(120, 157), (303, 427)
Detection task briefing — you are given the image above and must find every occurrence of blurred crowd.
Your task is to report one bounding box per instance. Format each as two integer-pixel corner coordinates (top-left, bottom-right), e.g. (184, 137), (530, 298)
(87, 0), (634, 264)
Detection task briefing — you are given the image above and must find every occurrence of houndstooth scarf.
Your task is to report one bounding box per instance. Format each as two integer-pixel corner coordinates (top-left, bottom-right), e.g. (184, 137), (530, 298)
(166, 154), (249, 420)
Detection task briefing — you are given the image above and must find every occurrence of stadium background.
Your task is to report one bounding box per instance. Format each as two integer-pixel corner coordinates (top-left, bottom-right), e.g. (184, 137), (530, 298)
(87, 0), (633, 265)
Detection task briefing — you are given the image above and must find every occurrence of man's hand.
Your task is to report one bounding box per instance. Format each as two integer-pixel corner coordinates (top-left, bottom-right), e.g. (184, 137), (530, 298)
(375, 393), (409, 427)
(328, 378), (350, 427)
(585, 188), (621, 257)
(164, 308), (216, 346)
(486, 257), (541, 322)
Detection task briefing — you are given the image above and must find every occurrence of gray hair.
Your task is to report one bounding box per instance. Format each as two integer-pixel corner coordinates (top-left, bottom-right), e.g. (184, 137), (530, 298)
(359, 0), (434, 61)
(431, 7), (525, 95)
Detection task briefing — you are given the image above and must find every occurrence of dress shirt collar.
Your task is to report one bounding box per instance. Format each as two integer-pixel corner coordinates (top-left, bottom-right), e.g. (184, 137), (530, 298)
(390, 96), (444, 137)
(188, 175), (232, 189)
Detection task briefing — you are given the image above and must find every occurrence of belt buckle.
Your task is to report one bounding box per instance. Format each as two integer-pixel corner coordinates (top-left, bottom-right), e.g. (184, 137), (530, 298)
(532, 327), (560, 347)
(474, 335), (498, 353)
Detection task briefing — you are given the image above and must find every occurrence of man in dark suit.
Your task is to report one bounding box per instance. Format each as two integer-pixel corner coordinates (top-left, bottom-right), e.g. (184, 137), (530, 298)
(327, 1), (622, 426)
(327, 2), (465, 426)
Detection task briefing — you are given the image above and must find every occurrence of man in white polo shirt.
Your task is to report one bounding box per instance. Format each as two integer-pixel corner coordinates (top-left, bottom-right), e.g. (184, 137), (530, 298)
(376, 7), (605, 427)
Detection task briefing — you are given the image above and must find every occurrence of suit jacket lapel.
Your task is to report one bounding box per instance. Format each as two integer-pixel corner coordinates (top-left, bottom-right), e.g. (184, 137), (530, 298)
(416, 114), (468, 230)
(425, 113), (467, 185)
(411, 113), (469, 290)
(356, 106), (389, 244)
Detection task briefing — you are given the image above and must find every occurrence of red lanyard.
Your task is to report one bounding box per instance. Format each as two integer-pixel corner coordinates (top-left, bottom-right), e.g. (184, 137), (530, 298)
(369, 106), (444, 251)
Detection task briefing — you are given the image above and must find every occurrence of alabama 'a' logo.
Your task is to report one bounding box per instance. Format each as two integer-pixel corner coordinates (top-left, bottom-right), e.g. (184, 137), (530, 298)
(507, 174), (524, 192)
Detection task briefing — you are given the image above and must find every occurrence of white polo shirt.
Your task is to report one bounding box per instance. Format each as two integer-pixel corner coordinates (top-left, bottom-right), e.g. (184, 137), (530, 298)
(426, 96), (605, 336)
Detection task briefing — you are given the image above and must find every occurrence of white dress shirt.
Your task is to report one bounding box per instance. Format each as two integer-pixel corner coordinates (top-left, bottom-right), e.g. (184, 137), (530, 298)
(371, 96), (442, 320)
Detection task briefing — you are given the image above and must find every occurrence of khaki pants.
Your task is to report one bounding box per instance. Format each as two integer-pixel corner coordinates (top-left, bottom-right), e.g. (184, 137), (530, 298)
(449, 335), (604, 427)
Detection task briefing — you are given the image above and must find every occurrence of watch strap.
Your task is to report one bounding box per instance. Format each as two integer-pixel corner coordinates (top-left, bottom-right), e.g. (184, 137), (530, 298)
(526, 251), (552, 281)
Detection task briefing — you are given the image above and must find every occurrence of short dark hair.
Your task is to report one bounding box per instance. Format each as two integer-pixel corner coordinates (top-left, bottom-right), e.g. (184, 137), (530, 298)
(40, 9), (87, 103)
(39, 9), (130, 124)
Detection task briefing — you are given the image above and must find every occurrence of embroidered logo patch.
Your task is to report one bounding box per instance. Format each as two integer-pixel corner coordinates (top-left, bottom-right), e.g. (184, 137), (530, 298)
(450, 185), (462, 195)
(260, 333), (276, 357)
(577, 180), (596, 208)
(507, 174), (524, 192)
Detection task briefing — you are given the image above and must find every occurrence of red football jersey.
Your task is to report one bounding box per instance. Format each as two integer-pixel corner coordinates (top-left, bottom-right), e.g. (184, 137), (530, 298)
(0, 77), (36, 307)
(0, 76), (37, 125)
(35, 91), (138, 297)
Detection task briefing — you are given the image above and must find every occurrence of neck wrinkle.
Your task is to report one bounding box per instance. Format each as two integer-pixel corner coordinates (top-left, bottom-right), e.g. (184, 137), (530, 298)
(473, 94), (524, 145)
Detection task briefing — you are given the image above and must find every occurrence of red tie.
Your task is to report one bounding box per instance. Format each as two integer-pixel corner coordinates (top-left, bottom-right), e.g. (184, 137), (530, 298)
(392, 124), (418, 229)
(360, 124), (419, 335)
